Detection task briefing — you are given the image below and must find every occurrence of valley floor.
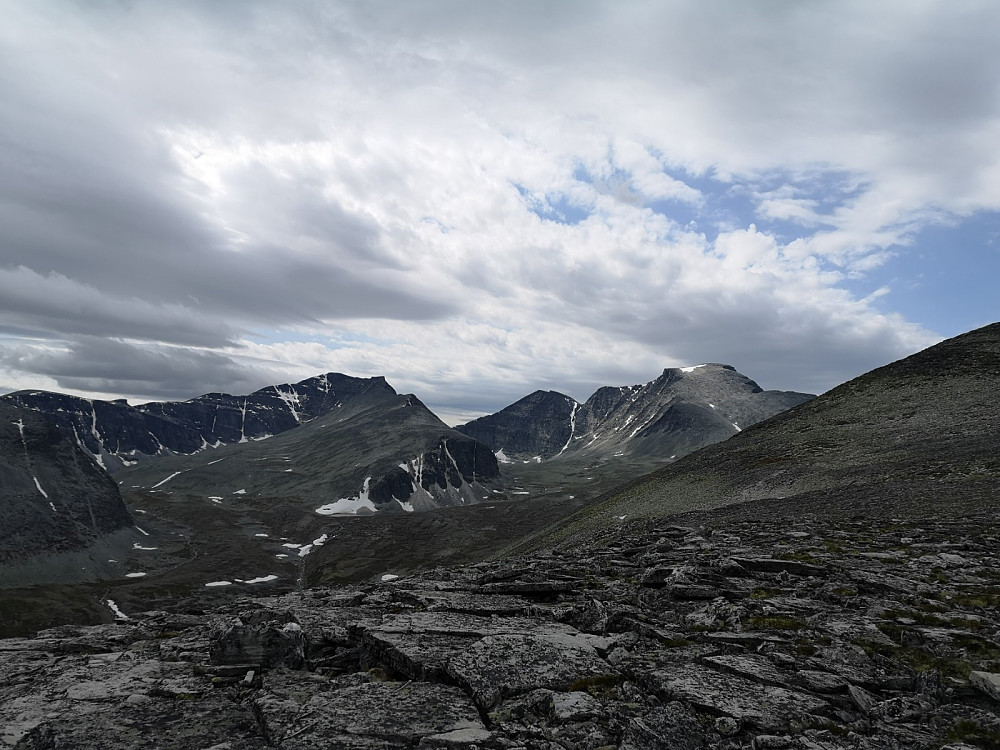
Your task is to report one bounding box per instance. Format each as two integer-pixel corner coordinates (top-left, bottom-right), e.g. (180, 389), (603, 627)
(2, 507), (1000, 748)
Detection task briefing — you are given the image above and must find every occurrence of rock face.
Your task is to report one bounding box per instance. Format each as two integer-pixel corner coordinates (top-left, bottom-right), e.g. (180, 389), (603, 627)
(0, 401), (132, 565)
(1, 372), (396, 473)
(457, 364), (812, 464)
(2, 508), (998, 748)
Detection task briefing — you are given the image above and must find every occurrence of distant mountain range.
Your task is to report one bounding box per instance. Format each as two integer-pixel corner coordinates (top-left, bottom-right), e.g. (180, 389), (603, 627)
(2, 373), (393, 473)
(456, 363), (812, 464)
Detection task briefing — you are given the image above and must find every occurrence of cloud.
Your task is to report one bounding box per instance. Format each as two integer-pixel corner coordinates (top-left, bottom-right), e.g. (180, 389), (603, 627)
(1, 1), (989, 415)
(0, 337), (269, 402)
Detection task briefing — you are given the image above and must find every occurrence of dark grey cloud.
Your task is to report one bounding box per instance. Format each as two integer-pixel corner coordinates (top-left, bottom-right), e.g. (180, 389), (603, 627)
(0, 336), (268, 401)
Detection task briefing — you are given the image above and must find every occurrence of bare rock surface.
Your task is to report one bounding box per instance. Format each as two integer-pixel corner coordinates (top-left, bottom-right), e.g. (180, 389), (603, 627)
(2, 510), (1000, 748)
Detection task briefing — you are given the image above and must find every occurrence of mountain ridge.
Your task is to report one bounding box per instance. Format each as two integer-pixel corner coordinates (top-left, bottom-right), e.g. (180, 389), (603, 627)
(1, 372), (395, 473)
(457, 363), (813, 465)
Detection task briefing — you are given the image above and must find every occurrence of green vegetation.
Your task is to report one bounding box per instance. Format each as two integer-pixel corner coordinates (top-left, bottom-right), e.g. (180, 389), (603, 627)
(745, 615), (806, 631)
(568, 673), (624, 697)
(945, 719), (1000, 750)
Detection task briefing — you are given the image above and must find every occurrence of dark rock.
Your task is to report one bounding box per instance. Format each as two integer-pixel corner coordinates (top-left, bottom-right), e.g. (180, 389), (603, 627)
(0, 401), (132, 570)
(208, 609), (307, 670)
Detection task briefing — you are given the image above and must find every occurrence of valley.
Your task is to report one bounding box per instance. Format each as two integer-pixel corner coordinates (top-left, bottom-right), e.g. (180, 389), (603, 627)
(1, 323), (998, 748)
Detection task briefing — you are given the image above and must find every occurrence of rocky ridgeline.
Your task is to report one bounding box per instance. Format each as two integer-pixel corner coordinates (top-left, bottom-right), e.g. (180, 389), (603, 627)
(3, 513), (1000, 749)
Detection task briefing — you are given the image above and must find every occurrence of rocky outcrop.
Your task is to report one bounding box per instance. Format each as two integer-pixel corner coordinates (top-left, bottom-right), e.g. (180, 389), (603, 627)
(3, 507), (998, 748)
(458, 364), (812, 464)
(1, 373), (397, 472)
(0, 402), (131, 565)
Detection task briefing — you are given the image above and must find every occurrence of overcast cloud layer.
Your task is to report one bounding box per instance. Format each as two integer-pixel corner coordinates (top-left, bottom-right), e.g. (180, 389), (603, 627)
(1, 1), (997, 423)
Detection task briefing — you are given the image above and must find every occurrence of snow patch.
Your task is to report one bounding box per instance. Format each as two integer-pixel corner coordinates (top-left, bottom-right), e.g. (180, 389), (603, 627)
(105, 599), (130, 621)
(381, 574), (400, 582)
(254, 533), (269, 538)
(396, 498), (415, 512)
(124, 572), (146, 578)
(132, 543), (158, 550)
(233, 489), (246, 495)
(494, 449), (512, 464)
(315, 477), (377, 515)
(205, 581), (232, 587)
(245, 574), (278, 584)
(680, 364), (707, 373)
(135, 526), (149, 536)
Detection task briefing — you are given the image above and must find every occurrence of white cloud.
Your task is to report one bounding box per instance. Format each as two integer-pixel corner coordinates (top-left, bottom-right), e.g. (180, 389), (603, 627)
(3, 1), (990, 414)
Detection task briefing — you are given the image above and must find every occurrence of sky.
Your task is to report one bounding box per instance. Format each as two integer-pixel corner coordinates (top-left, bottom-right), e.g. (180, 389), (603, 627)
(1, 1), (998, 425)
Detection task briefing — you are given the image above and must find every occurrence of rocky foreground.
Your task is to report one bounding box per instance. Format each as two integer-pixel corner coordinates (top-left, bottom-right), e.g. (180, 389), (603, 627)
(3, 511), (1000, 749)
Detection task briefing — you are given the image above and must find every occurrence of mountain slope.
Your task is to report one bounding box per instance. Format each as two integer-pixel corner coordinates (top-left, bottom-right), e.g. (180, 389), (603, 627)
(458, 364), (813, 464)
(548, 322), (1000, 540)
(0, 401), (132, 565)
(117, 392), (500, 514)
(2, 373), (394, 472)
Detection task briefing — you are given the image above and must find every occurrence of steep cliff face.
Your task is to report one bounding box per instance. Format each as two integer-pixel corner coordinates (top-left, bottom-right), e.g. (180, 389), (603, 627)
(0, 402), (132, 564)
(2, 373), (396, 472)
(457, 364), (813, 464)
(455, 390), (578, 462)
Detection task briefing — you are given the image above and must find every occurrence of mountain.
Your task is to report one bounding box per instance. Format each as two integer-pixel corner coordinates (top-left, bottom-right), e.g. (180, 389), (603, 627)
(116, 389), (500, 514)
(0, 401), (132, 566)
(457, 364), (813, 464)
(551, 322), (1000, 539)
(1, 372), (393, 473)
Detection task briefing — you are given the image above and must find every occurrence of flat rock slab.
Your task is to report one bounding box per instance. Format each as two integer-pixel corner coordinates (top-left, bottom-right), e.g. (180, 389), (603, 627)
(630, 661), (829, 732)
(395, 589), (533, 616)
(258, 674), (487, 748)
(703, 654), (796, 689)
(971, 671), (1000, 703)
(3, 691), (266, 749)
(446, 631), (613, 710)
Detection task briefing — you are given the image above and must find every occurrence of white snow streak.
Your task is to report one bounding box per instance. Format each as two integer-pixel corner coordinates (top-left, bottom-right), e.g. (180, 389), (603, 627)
(680, 364), (708, 373)
(205, 581), (232, 587)
(124, 572), (146, 578)
(556, 400), (579, 457)
(274, 386), (302, 423)
(152, 471), (183, 488)
(135, 525), (149, 536)
(32, 476), (48, 499)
